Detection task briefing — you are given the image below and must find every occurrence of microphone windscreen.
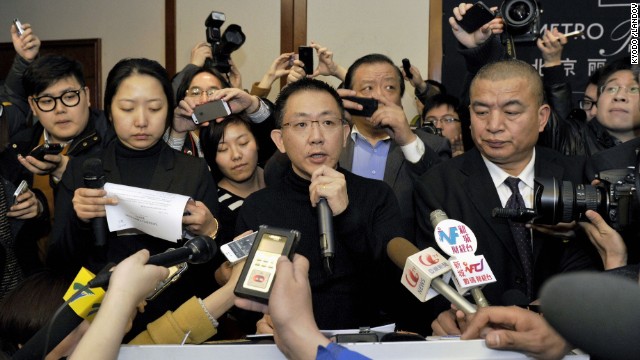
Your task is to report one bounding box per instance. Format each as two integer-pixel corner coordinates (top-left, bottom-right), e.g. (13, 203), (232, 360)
(82, 158), (105, 189)
(501, 289), (530, 306)
(540, 271), (640, 360)
(82, 158), (103, 177)
(387, 237), (419, 269)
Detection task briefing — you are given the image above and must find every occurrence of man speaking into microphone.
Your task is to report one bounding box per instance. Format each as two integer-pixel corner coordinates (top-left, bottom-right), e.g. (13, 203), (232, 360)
(414, 58), (596, 335)
(237, 78), (406, 330)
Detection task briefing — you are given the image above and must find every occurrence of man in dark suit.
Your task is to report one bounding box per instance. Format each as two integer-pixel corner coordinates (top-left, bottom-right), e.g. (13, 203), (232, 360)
(414, 59), (596, 335)
(267, 54), (450, 242)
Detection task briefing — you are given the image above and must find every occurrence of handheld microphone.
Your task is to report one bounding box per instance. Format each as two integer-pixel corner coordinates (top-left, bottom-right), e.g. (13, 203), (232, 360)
(540, 271), (640, 360)
(83, 158), (108, 247)
(12, 267), (109, 360)
(317, 198), (335, 276)
(429, 210), (492, 308)
(387, 237), (476, 314)
(88, 235), (217, 288)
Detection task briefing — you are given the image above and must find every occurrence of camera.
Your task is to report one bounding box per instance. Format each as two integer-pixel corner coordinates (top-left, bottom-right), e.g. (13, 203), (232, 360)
(204, 11), (246, 73)
(493, 168), (639, 231)
(419, 120), (443, 137)
(499, 0), (542, 43)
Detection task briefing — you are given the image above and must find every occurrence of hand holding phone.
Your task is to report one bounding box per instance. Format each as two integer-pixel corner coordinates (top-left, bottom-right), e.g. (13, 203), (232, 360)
(234, 225), (300, 304)
(13, 180), (28, 205)
(13, 18), (24, 36)
(402, 59), (413, 80)
(298, 46), (314, 75)
(191, 100), (232, 125)
(29, 143), (64, 162)
(221, 231), (258, 264)
(456, 2), (495, 33)
(343, 96), (379, 117)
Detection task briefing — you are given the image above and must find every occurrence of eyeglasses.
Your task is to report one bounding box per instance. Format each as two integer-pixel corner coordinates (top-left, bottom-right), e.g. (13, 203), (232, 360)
(32, 89), (83, 112)
(186, 87), (218, 97)
(579, 99), (595, 111)
(281, 118), (345, 133)
(600, 85), (640, 96)
(424, 115), (460, 125)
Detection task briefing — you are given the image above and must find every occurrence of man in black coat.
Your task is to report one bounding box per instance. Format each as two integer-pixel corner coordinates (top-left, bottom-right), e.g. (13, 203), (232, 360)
(415, 59), (596, 335)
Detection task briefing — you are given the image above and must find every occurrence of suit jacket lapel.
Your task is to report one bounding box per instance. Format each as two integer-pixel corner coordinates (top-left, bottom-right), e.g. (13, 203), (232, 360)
(462, 149), (523, 268)
(148, 145), (176, 192)
(383, 141), (403, 187)
(340, 136), (354, 171)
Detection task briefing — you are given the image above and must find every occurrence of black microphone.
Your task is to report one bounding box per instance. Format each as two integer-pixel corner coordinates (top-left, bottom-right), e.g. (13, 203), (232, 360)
(82, 158), (108, 247)
(317, 197), (335, 276)
(12, 264), (113, 360)
(540, 271), (640, 360)
(87, 235), (217, 288)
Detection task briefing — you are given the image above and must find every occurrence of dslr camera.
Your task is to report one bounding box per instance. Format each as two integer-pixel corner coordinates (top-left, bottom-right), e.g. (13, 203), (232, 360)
(204, 11), (246, 73)
(499, 0), (543, 43)
(493, 168), (639, 231)
(419, 120), (443, 137)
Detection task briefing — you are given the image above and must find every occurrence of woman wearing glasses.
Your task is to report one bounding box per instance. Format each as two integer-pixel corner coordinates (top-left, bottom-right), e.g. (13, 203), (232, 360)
(167, 66), (276, 166)
(48, 58), (220, 338)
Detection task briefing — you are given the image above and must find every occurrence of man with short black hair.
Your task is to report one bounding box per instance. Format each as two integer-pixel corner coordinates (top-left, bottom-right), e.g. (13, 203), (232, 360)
(415, 59), (595, 335)
(238, 78), (405, 330)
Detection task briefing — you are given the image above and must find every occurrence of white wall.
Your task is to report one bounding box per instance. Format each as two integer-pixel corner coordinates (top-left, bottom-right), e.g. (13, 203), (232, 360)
(0, 0), (431, 116)
(308, 0), (430, 119)
(176, 0), (281, 100)
(0, 0), (164, 99)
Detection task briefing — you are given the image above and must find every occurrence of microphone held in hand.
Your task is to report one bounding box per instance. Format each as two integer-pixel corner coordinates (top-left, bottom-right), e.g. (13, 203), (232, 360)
(87, 235), (217, 288)
(541, 272), (640, 360)
(317, 197), (335, 276)
(387, 237), (477, 315)
(82, 158), (108, 247)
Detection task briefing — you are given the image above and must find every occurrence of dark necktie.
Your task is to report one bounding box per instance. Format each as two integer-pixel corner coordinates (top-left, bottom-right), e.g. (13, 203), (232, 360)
(504, 177), (534, 300)
(0, 182), (22, 300)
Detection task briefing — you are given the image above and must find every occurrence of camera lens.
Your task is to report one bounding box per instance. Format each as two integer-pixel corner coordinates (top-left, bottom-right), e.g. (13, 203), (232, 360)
(501, 0), (538, 31)
(507, 1), (532, 24)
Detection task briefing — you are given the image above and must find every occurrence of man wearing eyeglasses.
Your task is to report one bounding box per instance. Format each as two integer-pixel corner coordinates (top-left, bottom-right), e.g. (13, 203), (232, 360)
(6, 55), (113, 255)
(422, 93), (465, 157)
(237, 78), (406, 331)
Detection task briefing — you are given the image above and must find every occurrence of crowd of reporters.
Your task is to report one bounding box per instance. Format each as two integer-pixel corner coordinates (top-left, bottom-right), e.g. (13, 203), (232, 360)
(0, 3), (639, 360)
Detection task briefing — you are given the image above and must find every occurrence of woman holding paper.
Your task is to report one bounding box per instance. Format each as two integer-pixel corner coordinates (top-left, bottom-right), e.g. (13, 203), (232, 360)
(48, 58), (220, 339)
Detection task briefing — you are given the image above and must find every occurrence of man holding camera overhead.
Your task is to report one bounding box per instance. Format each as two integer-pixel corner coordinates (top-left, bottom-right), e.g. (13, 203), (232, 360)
(414, 3), (596, 336)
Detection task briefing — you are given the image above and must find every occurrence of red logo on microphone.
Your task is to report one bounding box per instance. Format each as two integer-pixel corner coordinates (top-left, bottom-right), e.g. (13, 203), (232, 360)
(419, 253), (440, 266)
(405, 267), (419, 287)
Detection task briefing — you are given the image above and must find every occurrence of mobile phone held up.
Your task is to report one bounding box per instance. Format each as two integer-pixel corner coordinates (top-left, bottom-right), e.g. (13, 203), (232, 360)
(29, 143), (64, 162)
(298, 46), (314, 75)
(456, 2), (495, 34)
(191, 100), (232, 125)
(221, 231), (258, 264)
(13, 18), (24, 36)
(234, 225), (300, 304)
(402, 58), (413, 80)
(343, 96), (379, 118)
(13, 180), (28, 205)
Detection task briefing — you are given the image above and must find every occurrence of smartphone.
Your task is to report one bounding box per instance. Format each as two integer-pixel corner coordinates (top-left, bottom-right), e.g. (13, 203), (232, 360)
(13, 180), (28, 205)
(191, 100), (232, 125)
(234, 225), (300, 304)
(298, 46), (314, 75)
(146, 261), (188, 301)
(343, 96), (379, 117)
(402, 58), (413, 80)
(221, 231), (258, 264)
(13, 18), (24, 36)
(456, 2), (495, 33)
(29, 143), (64, 161)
